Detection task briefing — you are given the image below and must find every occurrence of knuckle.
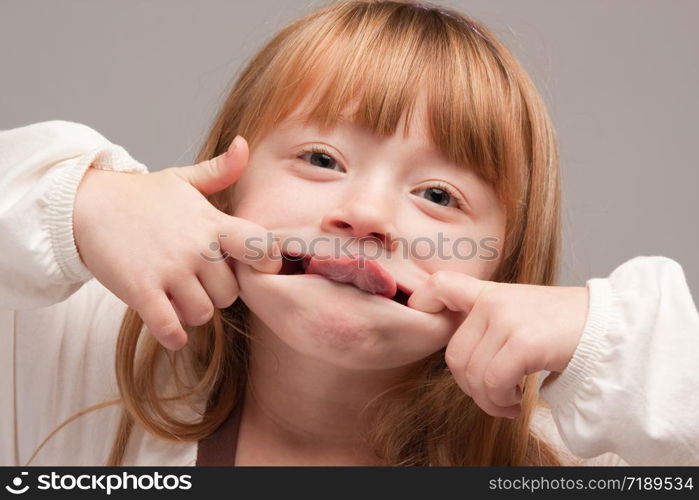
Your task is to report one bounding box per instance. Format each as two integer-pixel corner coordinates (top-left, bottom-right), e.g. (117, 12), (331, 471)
(454, 377), (471, 397)
(190, 303), (214, 326)
(125, 277), (158, 300)
(196, 158), (215, 178)
(444, 351), (460, 371)
(489, 315), (516, 334)
(213, 294), (237, 309)
(482, 369), (502, 392)
(510, 331), (537, 353)
(464, 366), (480, 387)
(149, 316), (182, 341)
(156, 326), (183, 345)
(444, 346), (467, 373)
(428, 270), (451, 289)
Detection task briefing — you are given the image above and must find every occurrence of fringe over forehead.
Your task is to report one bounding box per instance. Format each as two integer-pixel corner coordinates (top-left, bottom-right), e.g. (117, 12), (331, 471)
(238, 0), (533, 196)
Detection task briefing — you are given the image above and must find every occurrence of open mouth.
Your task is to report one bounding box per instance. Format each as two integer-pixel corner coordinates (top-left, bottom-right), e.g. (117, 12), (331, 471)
(278, 252), (412, 307)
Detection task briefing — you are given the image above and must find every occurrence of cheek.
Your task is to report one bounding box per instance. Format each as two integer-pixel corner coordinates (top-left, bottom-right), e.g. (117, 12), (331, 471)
(397, 225), (503, 280)
(448, 235), (501, 279)
(231, 182), (296, 226)
(231, 171), (335, 228)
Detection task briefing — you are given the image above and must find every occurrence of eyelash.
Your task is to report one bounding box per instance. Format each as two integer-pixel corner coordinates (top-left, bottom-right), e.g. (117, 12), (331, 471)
(296, 145), (467, 211)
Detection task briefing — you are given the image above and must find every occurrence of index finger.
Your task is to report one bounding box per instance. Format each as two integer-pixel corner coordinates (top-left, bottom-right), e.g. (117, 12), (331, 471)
(408, 270), (489, 313)
(216, 216), (282, 274)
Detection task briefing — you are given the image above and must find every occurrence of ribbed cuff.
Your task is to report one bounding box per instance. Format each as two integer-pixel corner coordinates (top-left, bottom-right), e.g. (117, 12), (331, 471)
(90, 144), (148, 173)
(539, 277), (612, 408)
(45, 145), (149, 283)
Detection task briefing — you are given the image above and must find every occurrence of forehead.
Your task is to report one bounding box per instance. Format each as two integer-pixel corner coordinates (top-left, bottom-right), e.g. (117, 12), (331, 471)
(278, 90), (443, 159)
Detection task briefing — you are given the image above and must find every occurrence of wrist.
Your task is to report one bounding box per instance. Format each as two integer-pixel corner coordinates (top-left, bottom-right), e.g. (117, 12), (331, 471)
(73, 166), (104, 265)
(560, 285), (590, 371)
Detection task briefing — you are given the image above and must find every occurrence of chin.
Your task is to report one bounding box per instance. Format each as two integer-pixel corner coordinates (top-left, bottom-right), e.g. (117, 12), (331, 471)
(233, 260), (458, 370)
(265, 295), (405, 369)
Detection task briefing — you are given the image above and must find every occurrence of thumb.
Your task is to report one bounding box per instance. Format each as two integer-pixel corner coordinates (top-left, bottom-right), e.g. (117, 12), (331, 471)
(408, 271), (490, 313)
(173, 135), (248, 195)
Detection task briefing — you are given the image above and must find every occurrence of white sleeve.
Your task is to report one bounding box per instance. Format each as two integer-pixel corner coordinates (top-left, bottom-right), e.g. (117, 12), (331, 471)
(539, 256), (699, 465)
(0, 120), (148, 310)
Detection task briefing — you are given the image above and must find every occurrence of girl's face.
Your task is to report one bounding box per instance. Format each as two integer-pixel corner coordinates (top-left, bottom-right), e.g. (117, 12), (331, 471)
(231, 95), (507, 370)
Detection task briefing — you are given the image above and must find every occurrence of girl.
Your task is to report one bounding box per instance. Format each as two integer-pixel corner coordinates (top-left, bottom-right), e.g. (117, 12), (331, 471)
(1, 0), (698, 466)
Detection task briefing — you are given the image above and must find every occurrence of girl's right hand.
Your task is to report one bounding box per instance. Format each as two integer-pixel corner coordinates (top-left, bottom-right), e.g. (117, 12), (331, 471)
(73, 136), (281, 351)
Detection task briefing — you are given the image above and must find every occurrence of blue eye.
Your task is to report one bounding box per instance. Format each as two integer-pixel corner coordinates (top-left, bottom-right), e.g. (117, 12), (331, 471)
(297, 145), (342, 171)
(413, 182), (466, 210)
(296, 145), (467, 211)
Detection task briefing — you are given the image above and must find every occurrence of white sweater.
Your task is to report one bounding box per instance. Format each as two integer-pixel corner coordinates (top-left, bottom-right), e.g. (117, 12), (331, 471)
(1, 121), (697, 466)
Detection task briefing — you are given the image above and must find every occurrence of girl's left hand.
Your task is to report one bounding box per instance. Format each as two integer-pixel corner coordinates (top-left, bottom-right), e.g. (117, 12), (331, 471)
(408, 272), (589, 419)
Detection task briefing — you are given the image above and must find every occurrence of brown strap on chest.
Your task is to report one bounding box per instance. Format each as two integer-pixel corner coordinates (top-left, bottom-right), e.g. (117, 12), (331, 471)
(195, 387), (243, 466)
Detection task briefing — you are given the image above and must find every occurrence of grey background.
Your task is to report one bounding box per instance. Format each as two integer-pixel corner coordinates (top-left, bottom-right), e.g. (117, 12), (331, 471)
(1, 0), (697, 292)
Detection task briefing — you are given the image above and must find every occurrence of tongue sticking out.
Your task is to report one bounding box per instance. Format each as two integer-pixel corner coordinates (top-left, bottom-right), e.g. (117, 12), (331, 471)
(304, 254), (397, 299)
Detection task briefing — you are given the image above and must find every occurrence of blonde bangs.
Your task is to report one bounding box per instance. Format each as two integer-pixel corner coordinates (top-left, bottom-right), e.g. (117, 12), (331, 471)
(236, 0), (529, 196)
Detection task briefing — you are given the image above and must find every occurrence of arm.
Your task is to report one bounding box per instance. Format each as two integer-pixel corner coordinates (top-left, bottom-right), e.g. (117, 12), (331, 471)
(0, 120), (147, 309)
(539, 256), (699, 465)
(0, 120), (148, 464)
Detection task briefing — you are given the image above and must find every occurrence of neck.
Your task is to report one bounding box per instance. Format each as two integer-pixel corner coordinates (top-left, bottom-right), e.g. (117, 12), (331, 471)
(237, 312), (415, 465)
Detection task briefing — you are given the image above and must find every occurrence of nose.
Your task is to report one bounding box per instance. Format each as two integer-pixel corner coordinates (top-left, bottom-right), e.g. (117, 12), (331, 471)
(319, 184), (399, 252)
